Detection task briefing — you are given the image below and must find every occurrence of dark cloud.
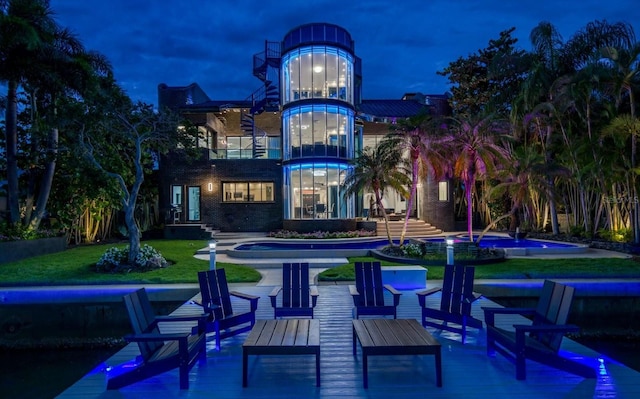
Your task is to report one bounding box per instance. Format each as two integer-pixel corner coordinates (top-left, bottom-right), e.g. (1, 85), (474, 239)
(50, 0), (639, 105)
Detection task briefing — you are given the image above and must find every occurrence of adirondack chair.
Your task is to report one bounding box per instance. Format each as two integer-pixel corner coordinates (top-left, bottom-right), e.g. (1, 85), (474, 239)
(106, 288), (207, 390)
(416, 264), (483, 343)
(349, 261), (402, 318)
(195, 269), (260, 351)
(269, 262), (319, 318)
(482, 280), (597, 380)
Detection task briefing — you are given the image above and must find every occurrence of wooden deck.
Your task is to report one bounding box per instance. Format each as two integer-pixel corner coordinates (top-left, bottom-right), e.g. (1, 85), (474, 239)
(58, 282), (640, 398)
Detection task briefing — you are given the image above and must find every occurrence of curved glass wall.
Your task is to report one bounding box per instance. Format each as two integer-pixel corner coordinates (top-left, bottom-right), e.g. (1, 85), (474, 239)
(281, 46), (354, 105)
(282, 104), (354, 161)
(283, 162), (352, 219)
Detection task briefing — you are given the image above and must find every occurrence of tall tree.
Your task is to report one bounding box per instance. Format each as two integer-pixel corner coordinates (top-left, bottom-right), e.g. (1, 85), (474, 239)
(449, 115), (509, 241)
(385, 112), (448, 245)
(341, 143), (410, 246)
(78, 82), (200, 265)
(0, 0), (58, 224)
(600, 30), (640, 242)
(0, 0), (111, 229)
(438, 27), (532, 119)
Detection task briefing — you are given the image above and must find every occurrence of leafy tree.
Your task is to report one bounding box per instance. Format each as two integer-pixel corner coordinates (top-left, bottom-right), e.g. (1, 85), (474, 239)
(0, 0), (111, 230)
(1, 0), (57, 224)
(438, 27), (532, 119)
(341, 143), (410, 246)
(77, 81), (200, 265)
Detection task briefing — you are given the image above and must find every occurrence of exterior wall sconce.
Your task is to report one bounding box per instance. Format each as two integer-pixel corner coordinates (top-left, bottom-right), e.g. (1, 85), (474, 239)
(207, 182), (213, 192)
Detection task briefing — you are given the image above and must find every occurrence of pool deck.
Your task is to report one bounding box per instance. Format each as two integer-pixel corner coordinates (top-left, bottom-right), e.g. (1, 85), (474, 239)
(56, 280), (640, 399)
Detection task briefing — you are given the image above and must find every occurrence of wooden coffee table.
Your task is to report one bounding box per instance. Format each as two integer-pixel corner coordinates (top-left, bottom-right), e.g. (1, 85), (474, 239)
(352, 318), (442, 388)
(242, 319), (320, 387)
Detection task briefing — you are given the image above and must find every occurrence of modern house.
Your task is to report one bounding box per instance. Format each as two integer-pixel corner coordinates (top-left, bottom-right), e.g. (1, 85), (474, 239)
(158, 23), (453, 236)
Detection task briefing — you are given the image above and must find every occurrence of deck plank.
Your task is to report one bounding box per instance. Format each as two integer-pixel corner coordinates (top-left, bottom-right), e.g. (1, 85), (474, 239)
(57, 282), (640, 398)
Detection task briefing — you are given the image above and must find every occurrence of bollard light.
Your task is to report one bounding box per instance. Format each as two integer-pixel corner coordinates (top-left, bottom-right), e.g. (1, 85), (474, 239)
(209, 240), (217, 270)
(446, 237), (455, 266)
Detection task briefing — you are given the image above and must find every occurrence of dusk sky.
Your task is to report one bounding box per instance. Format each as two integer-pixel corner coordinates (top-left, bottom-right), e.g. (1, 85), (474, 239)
(50, 0), (639, 107)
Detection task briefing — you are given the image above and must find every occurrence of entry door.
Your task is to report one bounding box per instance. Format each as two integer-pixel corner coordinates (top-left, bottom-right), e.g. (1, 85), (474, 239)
(187, 186), (201, 221)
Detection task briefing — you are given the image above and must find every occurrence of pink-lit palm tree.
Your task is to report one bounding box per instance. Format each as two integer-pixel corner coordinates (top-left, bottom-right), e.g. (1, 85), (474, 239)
(385, 113), (449, 245)
(449, 115), (509, 241)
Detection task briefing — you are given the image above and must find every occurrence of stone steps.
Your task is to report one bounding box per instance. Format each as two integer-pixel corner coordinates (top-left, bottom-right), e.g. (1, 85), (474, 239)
(376, 219), (442, 237)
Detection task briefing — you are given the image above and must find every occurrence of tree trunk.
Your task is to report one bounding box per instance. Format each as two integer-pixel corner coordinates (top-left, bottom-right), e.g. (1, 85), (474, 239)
(400, 160), (419, 245)
(466, 178), (474, 241)
(126, 201), (140, 265)
(28, 128), (58, 231)
(5, 80), (20, 224)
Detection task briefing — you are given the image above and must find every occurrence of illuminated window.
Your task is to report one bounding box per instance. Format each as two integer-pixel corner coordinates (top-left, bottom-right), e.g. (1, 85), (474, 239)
(223, 182), (274, 202)
(438, 181), (449, 201)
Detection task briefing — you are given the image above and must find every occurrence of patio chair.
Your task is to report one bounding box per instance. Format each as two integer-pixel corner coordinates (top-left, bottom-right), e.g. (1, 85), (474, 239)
(269, 262), (319, 318)
(482, 280), (597, 380)
(106, 288), (207, 390)
(349, 261), (402, 318)
(416, 264), (483, 343)
(195, 269), (260, 351)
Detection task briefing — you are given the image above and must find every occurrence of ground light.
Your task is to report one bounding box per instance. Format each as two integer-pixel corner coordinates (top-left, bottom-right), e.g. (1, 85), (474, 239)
(209, 240), (217, 270)
(446, 236), (455, 265)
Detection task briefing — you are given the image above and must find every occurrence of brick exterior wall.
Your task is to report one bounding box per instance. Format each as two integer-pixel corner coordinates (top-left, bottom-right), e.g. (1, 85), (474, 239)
(159, 153), (283, 232)
(421, 175), (455, 232)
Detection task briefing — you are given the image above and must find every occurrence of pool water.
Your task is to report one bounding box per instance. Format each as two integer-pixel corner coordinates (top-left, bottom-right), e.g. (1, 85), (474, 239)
(233, 236), (581, 251)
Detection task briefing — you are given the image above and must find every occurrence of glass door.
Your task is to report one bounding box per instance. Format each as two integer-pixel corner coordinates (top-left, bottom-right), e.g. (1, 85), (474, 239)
(187, 186), (200, 221)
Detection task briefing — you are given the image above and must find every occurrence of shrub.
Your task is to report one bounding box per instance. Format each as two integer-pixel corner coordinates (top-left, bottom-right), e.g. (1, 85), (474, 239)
(267, 229), (376, 239)
(0, 222), (61, 242)
(402, 243), (424, 258)
(96, 244), (168, 273)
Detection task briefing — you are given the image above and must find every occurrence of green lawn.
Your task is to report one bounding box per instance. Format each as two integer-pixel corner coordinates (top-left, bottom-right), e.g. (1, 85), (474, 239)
(316, 256), (640, 281)
(0, 239), (261, 286)
(1, 239), (639, 286)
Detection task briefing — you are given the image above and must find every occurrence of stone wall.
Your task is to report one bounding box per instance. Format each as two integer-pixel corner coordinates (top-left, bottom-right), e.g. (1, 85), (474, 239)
(0, 236), (67, 264)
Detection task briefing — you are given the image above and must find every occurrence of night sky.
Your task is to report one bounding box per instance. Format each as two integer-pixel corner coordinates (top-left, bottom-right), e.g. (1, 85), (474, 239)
(49, 0), (640, 106)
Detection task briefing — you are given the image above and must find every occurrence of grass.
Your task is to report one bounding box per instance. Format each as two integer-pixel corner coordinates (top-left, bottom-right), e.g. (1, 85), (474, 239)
(0, 239), (261, 286)
(1, 239), (639, 286)
(317, 256), (640, 281)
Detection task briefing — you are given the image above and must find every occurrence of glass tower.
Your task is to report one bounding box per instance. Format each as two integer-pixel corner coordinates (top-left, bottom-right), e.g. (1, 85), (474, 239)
(280, 23), (358, 220)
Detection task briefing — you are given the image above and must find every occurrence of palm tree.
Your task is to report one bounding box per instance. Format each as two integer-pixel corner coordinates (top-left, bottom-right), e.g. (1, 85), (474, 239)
(520, 20), (636, 236)
(1, 0), (59, 224)
(449, 115), (509, 241)
(600, 32), (640, 242)
(384, 113), (449, 244)
(0, 0), (111, 229)
(341, 143), (410, 246)
(24, 30), (111, 231)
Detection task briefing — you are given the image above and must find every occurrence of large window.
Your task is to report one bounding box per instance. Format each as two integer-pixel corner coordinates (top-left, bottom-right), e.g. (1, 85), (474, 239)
(217, 136), (281, 159)
(282, 105), (354, 160)
(223, 182), (275, 202)
(283, 162), (352, 219)
(281, 46), (354, 105)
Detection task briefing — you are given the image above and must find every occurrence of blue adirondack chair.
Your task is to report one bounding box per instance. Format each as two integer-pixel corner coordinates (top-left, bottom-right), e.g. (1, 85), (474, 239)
(269, 262), (319, 318)
(106, 288), (207, 390)
(483, 280), (597, 380)
(416, 264), (483, 343)
(349, 261), (402, 318)
(196, 269), (260, 350)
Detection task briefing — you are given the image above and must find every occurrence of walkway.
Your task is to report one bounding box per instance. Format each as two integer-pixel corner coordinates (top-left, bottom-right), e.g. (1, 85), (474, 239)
(58, 281), (640, 398)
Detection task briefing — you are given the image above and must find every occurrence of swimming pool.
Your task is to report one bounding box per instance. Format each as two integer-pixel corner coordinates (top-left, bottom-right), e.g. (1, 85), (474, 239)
(227, 235), (588, 258)
(425, 236), (588, 255)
